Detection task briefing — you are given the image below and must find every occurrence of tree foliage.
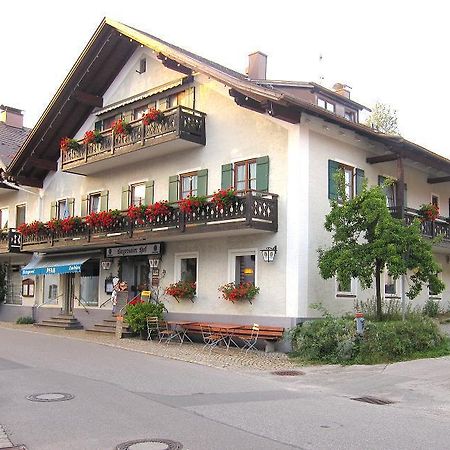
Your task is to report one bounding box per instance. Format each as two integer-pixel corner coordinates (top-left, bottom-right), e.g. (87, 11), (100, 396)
(318, 175), (444, 319)
(365, 102), (400, 135)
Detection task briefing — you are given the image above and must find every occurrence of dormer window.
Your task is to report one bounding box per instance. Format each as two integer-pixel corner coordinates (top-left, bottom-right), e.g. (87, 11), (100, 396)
(317, 97), (335, 113)
(344, 110), (356, 122)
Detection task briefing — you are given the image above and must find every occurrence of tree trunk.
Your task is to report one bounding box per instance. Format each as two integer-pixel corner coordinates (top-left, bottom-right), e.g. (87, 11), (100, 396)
(375, 260), (383, 320)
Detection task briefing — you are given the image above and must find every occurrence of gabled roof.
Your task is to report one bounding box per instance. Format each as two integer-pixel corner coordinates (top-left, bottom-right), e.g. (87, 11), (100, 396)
(7, 17), (450, 186)
(0, 121), (30, 167)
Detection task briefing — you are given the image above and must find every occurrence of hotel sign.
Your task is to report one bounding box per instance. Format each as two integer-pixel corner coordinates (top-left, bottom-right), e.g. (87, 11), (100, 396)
(105, 243), (162, 258)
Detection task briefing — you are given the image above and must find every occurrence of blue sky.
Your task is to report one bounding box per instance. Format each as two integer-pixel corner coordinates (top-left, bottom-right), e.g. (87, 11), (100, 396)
(1, 0), (449, 156)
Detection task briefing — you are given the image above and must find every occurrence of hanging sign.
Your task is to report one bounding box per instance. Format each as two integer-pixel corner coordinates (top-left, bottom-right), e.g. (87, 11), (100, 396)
(105, 243), (162, 258)
(8, 230), (22, 253)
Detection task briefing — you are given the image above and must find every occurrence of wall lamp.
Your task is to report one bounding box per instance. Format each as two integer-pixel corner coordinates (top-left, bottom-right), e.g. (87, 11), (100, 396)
(260, 245), (277, 263)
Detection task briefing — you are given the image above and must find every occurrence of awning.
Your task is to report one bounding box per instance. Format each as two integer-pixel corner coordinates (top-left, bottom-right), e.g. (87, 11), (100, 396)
(21, 254), (90, 276)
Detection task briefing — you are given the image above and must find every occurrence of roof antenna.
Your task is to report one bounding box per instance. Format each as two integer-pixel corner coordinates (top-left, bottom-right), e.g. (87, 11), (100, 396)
(318, 53), (325, 85)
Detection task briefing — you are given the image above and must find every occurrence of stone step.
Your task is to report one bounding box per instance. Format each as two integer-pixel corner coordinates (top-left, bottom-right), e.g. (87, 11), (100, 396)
(49, 317), (81, 324)
(93, 324), (131, 332)
(103, 318), (129, 325)
(35, 322), (83, 330)
(94, 322), (131, 330)
(85, 327), (132, 337)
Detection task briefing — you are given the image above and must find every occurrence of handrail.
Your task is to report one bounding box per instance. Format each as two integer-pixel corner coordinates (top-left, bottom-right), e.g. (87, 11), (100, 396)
(74, 295), (91, 314)
(119, 293), (141, 316)
(36, 292), (64, 309)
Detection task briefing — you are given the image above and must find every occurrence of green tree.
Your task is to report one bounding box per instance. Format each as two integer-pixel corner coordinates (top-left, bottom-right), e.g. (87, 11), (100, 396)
(318, 176), (444, 320)
(365, 102), (400, 135)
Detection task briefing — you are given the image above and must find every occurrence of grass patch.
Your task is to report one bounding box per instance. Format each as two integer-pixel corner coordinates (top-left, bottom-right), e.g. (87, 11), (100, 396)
(16, 316), (34, 325)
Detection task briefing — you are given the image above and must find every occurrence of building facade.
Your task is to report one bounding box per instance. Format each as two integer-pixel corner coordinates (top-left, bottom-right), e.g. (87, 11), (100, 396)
(1, 18), (450, 335)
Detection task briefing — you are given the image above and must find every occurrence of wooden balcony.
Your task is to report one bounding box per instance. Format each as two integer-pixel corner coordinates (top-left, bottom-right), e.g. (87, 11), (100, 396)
(61, 106), (206, 175)
(20, 191), (278, 253)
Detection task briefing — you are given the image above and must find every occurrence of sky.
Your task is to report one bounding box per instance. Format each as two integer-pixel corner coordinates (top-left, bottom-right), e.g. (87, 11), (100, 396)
(1, 0), (449, 156)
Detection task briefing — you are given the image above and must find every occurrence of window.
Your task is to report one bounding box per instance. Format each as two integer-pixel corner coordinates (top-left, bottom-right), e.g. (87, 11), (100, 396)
(234, 159), (257, 192)
(344, 110), (356, 122)
(0, 207), (8, 229)
(16, 204), (26, 227)
(89, 193), (101, 214)
(429, 277), (442, 299)
(336, 277), (356, 297)
(130, 183), (146, 206)
(432, 195), (439, 210)
(379, 178), (397, 208)
(80, 259), (100, 306)
(385, 274), (399, 297)
(175, 253), (198, 284)
(229, 250), (257, 286)
(21, 278), (35, 297)
(335, 164), (355, 200)
(317, 97), (335, 112)
(48, 284), (58, 301)
(57, 199), (69, 220)
(180, 172), (198, 199)
(139, 58), (147, 74)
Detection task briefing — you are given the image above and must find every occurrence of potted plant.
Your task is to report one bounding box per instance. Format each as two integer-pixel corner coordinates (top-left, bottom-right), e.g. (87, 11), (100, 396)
(178, 195), (207, 215)
(419, 203), (439, 221)
(143, 108), (165, 125)
(145, 201), (172, 222)
(127, 204), (147, 224)
(60, 137), (81, 151)
(46, 218), (62, 233)
(165, 280), (196, 302)
(211, 188), (237, 209)
(83, 130), (104, 145)
(218, 282), (260, 304)
(60, 216), (82, 233)
(86, 210), (121, 229)
(125, 301), (166, 339)
(112, 119), (132, 136)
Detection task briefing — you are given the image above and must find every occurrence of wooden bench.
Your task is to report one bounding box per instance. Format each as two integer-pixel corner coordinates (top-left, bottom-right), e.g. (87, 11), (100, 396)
(183, 323), (285, 352)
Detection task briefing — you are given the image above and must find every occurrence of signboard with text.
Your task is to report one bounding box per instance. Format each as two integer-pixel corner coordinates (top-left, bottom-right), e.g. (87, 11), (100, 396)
(105, 243), (162, 258)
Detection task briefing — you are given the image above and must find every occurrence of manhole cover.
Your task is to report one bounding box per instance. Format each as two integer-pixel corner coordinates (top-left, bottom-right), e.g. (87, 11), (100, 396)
(351, 396), (394, 405)
(26, 393), (74, 402)
(115, 439), (183, 450)
(271, 370), (304, 376)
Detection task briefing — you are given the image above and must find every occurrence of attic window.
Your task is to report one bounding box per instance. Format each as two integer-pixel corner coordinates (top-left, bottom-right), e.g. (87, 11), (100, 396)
(317, 97), (335, 113)
(138, 58), (147, 74)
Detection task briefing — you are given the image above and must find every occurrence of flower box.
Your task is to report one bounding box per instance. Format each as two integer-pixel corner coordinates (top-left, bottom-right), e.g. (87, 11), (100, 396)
(178, 195), (207, 215)
(165, 280), (196, 302)
(143, 108), (165, 125)
(218, 282), (260, 304)
(419, 203), (440, 222)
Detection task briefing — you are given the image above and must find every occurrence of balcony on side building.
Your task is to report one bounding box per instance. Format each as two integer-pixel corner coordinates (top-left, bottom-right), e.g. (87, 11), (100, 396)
(20, 191), (278, 253)
(61, 106), (206, 175)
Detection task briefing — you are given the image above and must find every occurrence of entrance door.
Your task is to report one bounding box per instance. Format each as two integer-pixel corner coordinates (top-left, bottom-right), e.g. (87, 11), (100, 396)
(133, 262), (149, 298)
(121, 258), (150, 299)
(62, 273), (76, 315)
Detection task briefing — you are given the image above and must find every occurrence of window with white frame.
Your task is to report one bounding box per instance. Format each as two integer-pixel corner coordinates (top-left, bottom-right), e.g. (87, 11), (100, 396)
(384, 273), (400, 297)
(180, 172), (198, 199)
(88, 193), (101, 214)
(175, 253), (198, 290)
(130, 183), (146, 206)
(57, 199), (69, 220)
(336, 277), (357, 297)
(317, 97), (335, 112)
(0, 207), (9, 229)
(229, 249), (256, 286)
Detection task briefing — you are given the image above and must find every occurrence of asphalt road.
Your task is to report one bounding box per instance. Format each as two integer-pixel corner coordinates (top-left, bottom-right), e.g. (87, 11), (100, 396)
(1, 327), (450, 450)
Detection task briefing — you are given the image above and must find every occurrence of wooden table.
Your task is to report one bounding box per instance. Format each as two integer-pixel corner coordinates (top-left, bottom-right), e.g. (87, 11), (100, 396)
(165, 320), (198, 344)
(197, 323), (244, 349)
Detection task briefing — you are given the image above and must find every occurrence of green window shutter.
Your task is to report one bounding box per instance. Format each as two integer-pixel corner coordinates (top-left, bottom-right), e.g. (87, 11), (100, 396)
(328, 160), (340, 200)
(100, 190), (109, 211)
(80, 195), (88, 217)
(121, 186), (130, 210)
(355, 168), (365, 195)
(169, 175), (179, 203)
(67, 198), (75, 217)
(221, 163), (233, 189)
(197, 169), (208, 196)
(256, 156), (269, 192)
(145, 180), (155, 205)
(50, 201), (57, 219)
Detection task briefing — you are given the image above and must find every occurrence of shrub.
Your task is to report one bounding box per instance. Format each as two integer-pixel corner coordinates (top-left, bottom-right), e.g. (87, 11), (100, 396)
(124, 301), (166, 333)
(291, 314), (446, 365)
(422, 298), (440, 318)
(356, 297), (412, 321)
(16, 316), (34, 324)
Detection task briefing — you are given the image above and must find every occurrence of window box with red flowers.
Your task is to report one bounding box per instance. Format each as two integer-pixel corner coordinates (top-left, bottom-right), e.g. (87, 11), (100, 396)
(83, 130), (104, 145)
(86, 210), (121, 229)
(127, 204), (147, 224)
(178, 195), (207, 215)
(211, 188), (237, 209)
(145, 201), (172, 222)
(18, 221), (46, 237)
(60, 137), (81, 152)
(143, 108), (165, 125)
(218, 282), (260, 304)
(419, 203), (440, 222)
(165, 280), (196, 302)
(46, 218), (62, 233)
(60, 217), (82, 234)
(112, 119), (132, 136)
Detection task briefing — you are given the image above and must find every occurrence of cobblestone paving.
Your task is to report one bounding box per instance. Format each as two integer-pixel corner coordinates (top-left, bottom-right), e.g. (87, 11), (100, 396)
(0, 322), (297, 372)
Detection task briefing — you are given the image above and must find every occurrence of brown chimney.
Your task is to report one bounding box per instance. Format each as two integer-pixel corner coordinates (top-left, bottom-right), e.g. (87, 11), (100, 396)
(332, 83), (351, 99)
(0, 105), (24, 128)
(247, 51), (267, 80)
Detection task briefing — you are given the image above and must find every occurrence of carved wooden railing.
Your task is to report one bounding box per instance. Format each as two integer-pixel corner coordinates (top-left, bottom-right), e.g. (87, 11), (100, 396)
(403, 208), (450, 241)
(21, 191), (278, 248)
(61, 106), (206, 167)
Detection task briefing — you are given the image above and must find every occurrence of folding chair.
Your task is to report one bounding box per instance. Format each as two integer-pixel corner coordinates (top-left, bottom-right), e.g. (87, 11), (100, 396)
(157, 320), (179, 344)
(240, 324), (260, 353)
(146, 316), (160, 341)
(200, 324), (222, 351)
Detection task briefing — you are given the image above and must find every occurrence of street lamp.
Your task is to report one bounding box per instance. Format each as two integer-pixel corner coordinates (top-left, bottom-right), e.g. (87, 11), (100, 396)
(260, 245), (277, 263)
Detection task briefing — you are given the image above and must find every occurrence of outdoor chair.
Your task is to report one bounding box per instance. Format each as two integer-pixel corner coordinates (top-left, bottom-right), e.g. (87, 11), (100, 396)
(146, 316), (160, 341)
(200, 324), (222, 351)
(240, 324), (260, 353)
(146, 317), (177, 343)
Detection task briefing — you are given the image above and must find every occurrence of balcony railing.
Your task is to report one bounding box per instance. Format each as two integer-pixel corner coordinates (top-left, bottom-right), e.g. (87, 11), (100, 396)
(61, 106), (206, 172)
(20, 191), (278, 251)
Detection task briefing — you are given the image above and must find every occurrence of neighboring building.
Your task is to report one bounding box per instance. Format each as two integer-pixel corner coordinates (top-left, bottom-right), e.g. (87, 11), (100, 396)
(0, 105), (32, 309)
(1, 18), (450, 336)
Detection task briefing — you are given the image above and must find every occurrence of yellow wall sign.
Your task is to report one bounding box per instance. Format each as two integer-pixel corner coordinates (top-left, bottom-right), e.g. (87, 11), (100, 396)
(244, 268), (254, 275)
(141, 291), (151, 297)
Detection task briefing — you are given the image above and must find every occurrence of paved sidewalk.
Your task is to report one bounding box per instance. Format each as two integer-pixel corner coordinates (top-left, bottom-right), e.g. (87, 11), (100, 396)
(0, 322), (296, 372)
(0, 425), (13, 449)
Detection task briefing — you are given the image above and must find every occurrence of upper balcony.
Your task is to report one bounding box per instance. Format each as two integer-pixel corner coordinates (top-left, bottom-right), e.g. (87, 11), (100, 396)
(20, 191), (278, 253)
(61, 106), (206, 175)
